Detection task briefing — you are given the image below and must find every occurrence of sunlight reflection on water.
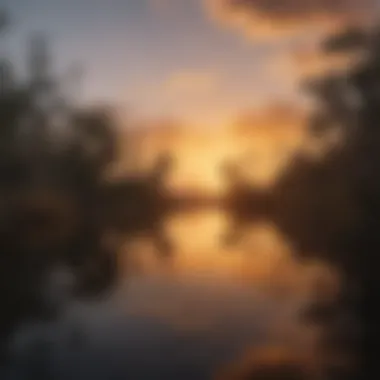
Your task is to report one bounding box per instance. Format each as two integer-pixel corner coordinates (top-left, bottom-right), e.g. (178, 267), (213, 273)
(6, 209), (333, 379)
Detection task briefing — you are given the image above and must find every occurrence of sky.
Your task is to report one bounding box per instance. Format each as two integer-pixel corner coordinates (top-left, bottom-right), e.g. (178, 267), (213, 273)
(2, 0), (379, 128)
(2, 0), (379, 191)
(1, 0), (319, 127)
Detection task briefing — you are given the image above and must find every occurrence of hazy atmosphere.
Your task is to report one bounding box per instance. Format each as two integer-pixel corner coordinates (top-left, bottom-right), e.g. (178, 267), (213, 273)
(1, 0), (380, 379)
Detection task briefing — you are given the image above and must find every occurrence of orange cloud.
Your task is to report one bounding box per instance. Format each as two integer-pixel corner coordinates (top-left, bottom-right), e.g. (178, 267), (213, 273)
(226, 103), (310, 187)
(206, 0), (377, 39)
(231, 103), (306, 139)
(268, 44), (363, 87)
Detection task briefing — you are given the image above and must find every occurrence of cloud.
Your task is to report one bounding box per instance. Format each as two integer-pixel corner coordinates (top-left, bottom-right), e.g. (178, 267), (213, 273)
(225, 103), (335, 187)
(206, 0), (378, 39)
(231, 103), (306, 137)
(164, 70), (220, 97)
(229, 103), (309, 157)
(267, 45), (359, 87)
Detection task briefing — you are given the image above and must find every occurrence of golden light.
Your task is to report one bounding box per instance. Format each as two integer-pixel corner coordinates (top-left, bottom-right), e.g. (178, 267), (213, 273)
(166, 133), (236, 194)
(119, 103), (312, 194)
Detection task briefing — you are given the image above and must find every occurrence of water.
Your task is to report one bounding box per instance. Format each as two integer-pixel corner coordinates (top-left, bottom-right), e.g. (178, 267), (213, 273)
(3, 209), (330, 379)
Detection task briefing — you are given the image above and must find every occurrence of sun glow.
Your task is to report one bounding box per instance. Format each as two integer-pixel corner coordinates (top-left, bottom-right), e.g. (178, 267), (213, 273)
(123, 104), (310, 195)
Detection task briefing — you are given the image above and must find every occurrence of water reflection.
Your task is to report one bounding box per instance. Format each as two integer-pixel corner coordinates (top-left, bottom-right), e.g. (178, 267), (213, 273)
(3, 209), (332, 379)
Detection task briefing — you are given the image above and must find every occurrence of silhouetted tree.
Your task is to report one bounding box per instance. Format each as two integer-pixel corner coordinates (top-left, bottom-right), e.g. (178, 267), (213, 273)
(267, 24), (380, 380)
(0, 15), (121, 365)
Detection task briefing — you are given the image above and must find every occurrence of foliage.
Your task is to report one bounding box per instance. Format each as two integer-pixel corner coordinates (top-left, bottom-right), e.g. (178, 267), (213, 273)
(268, 24), (380, 379)
(0, 21), (119, 362)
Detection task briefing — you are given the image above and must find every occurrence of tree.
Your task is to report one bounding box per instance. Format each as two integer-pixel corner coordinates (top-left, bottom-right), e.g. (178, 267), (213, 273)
(0, 24), (120, 364)
(266, 24), (380, 380)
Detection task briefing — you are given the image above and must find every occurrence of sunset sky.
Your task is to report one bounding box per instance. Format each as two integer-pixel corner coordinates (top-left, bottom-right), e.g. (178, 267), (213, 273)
(2, 0), (284, 126)
(5, 0), (377, 126)
(3, 0), (379, 191)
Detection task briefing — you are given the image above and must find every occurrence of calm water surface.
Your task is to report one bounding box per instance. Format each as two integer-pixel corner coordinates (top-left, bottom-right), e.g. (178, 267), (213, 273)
(5, 209), (329, 379)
